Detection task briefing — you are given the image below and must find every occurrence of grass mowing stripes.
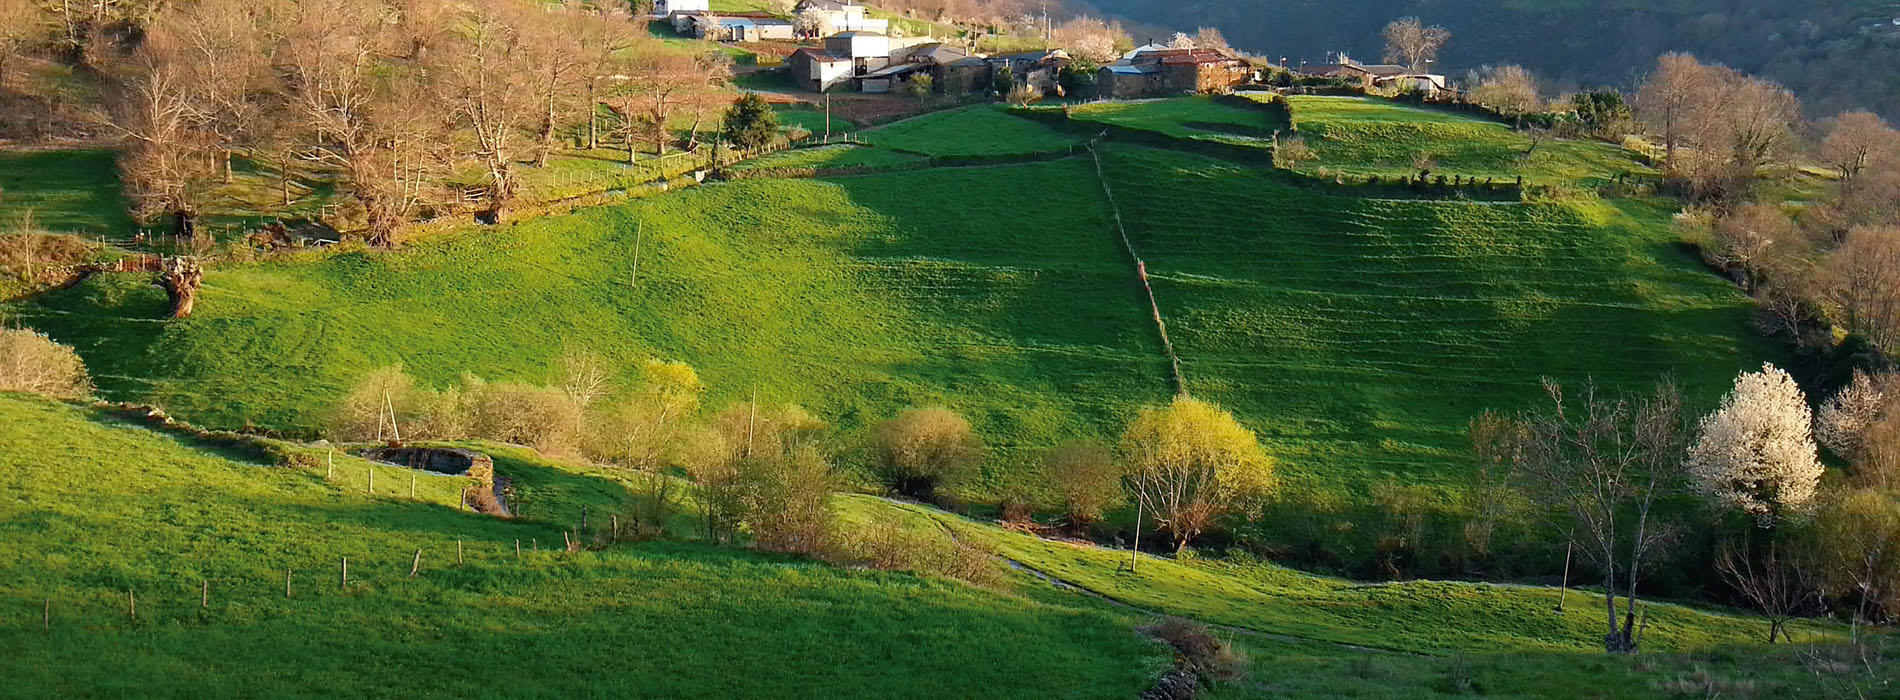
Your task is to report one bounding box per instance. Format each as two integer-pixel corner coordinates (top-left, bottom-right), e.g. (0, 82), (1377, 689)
(1095, 144), (1775, 498)
(1282, 95), (1652, 186)
(0, 149), (136, 237)
(862, 104), (1086, 157)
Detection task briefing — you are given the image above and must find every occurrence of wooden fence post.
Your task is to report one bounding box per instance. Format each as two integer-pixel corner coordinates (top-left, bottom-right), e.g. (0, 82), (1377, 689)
(286, 568), (292, 598)
(457, 539), (464, 565)
(201, 580), (208, 608)
(1557, 542), (1572, 614)
(563, 530), (572, 551)
(340, 557), (348, 590)
(327, 448), (334, 480)
(612, 515), (619, 541)
(410, 473), (417, 499)
(515, 539), (521, 558)
(410, 549), (422, 578)
(43, 598), (50, 632)
(128, 590), (136, 621)
(367, 469), (374, 495)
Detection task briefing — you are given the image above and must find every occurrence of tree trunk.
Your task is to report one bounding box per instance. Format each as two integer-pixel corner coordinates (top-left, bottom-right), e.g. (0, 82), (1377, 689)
(158, 257), (203, 319)
(587, 85), (598, 150)
(223, 149), (234, 184)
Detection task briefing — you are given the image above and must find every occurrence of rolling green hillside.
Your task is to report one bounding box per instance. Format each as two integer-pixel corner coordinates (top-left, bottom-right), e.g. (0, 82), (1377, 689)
(1098, 144), (1770, 495)
(12, 100), (1770, 502)
(1284, 95), (1652, 185)
(0, 391), (1852, 698)
(0, 393), (1162, 698)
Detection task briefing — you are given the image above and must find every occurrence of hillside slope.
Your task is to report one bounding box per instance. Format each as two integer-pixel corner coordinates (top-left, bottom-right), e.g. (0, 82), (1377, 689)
(0, 393), (1162, 699)
(13, 103), (1773, 502)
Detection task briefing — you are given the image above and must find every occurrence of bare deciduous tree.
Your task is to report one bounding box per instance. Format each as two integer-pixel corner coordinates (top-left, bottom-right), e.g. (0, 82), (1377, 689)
(1824, 226), (1900, 350)
(1715, 542), (1822, 643)
(1382, 17), (1449, 71)
(1505, 379), (1687, 653)
(1470, 65), (1542, 116)
(1822, 111), (1900, 184)
(1049, 16), (1124, 64)
(1817, 370), (1887, 460)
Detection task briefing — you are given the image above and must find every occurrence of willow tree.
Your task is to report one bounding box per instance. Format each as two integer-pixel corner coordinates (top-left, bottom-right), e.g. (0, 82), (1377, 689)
(1120, 396), (1274, 556)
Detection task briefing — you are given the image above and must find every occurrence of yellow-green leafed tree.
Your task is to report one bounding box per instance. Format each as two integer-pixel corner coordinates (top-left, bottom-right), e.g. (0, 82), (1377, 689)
(1120, 396), (1274, 554)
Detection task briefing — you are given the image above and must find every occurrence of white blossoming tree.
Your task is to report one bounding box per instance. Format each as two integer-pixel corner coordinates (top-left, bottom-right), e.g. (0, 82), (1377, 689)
(1687, 363), (1824, 526)
(1817, 370), (1886, 458)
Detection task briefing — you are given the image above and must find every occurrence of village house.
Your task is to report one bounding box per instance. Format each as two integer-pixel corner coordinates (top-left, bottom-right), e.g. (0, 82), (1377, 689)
(794, 0), (889, 37)
(1298, 56), (1449, 95)
(678, 12), (797, 42)
(987, 49), (1069, 94)
(653, 0), (709, 16)
(788, 32), (948, 92)
(853, 42), (970, 93)
(1098, 47), (1252, 98)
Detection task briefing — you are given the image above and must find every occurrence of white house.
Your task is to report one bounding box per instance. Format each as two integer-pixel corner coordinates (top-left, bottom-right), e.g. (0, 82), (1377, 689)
(655, 0), (709, 16)
(795, 0), (888, 37)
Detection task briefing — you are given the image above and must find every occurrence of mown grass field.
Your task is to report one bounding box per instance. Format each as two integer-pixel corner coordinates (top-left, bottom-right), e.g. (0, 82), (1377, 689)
(0, 392), (1164, 699)
(1061, 97), (1286, 149)
(872, 497), (1831, 655)
(0, 149), (135, 238)
(727, 143), (925, 173)
(863, 105), (1086, 157)
(16, 157), (1168, 498)
(1097, 144), (1773, 496)
(2, 391), (1855, 698)
(1283, 95), (1652, 186)
(16, 104), (1773, 503)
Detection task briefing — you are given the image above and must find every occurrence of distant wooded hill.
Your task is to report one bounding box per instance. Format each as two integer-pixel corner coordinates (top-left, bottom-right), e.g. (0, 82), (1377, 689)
(1081, 0), (1900, 120)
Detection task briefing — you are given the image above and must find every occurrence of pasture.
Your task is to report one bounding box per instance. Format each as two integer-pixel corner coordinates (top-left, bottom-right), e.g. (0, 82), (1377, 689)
(1096, 144), (1772, 496)
(1062, 96), (1286, 149)
(726, 143), (924, 174)
(15, 158), (1168, 498)
(862, 104), (1086, 157)
(0, 393), (1162, 699)
(1282, 95), (1651, 185)
(0, 149), (136, 238)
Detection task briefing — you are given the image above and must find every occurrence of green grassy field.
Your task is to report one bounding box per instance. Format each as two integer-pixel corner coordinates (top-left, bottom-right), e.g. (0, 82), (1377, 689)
(15, 157), (1168, 498)
(1097, 144), (1773, 496)
(2, 390), (1855, 698)
(0, 392), (1164, 699)
(869, 497), (1830, 655)
(772, 105), (859, 134)
(863, 105), (1086, 157)
(1283, 95), (1652, 186)
(15, 112), (1773, 503)
(0, 149), (136, 238)
(1062, 97), (1286, 149)
(727, 143), (925, 173)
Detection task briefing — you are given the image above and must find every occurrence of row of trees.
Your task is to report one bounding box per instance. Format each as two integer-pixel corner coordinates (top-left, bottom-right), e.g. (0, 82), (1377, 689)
(5, 0), (735, 244)
(1474, 361), (1900, 652)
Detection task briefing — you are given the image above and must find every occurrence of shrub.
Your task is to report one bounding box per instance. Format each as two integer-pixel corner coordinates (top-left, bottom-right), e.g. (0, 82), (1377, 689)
(0, 328), (92, 399)
(465, 380), (584, 453)
(825, 518), (1004, 588)
(739, 446), (835, 554)
(1141, 617), (1246, 685)
(1045, 439), (1122, 529)
(870, 406), (984, 501)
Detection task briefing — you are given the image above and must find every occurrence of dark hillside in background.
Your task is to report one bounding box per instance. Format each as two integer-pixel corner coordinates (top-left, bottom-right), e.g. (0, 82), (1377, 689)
(1085, 0), (1900, 120)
